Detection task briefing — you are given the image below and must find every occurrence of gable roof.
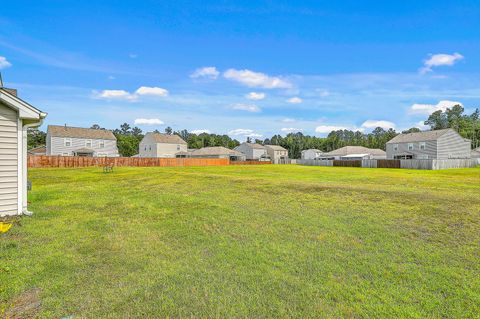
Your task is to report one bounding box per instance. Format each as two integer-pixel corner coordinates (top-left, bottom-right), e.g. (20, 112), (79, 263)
(265, 145), (287, 151)
(191, 146), (244, 156)
(0, 88), (46, 122)
(327, 146), (386, 156)
(48, 125), (116, 140)
(240, 142), (266, 149)
(301, 149), (322, 153)
(386, 129), (454, 144)
(146, 132), (187, 144)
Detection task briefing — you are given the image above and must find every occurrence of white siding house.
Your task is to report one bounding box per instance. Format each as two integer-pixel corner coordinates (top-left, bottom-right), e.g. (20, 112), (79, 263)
(234, 143), (269, 160)
(301, 149), (323, 160)
(139, 132), (187, 158)
(0, 87), (46, 216)
(264, 145), (289, 164)
(47, 125), (119, 157)
(386, 129), (471, 159)
(320, 146), (386, 160)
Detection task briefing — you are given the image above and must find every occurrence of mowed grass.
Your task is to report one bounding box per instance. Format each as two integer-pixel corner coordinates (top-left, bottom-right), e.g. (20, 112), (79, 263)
(1, 165), (480, 318)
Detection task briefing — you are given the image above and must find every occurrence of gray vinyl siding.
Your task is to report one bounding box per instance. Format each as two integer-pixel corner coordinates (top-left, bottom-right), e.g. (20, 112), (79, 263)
(139, 134), (187, 158)
(0, 103), (18, 216)
(437, 130), (471, 159)
(386, 140), (437, 159)
(234, 144), (266, 160)
(47, 135), (119, 157)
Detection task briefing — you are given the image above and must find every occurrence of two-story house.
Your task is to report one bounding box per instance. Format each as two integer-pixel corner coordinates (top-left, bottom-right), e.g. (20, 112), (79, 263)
(234, 143), (270, 160)
(139, 132), (187, 158)
(386, 128), (471, 159)
(46, 125), (119, 157)
(264, 145), (289, 164)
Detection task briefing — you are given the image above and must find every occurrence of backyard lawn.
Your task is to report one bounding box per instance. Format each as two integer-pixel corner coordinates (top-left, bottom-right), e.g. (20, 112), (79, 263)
(1, 165), (480, 318)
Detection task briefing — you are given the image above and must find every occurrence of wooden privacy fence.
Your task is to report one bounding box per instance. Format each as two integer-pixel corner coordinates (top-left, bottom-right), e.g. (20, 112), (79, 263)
(298, 158), (478, 170)
(333, 160), (361, 167)
(28, 155), (230, 168)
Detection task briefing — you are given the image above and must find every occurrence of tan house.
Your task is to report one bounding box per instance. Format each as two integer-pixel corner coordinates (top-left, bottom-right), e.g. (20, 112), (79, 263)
(234, 143), (270, 160)
(47, 125), (119, 157)
(190, 146), (246, 161)
(264, 145), (289, 164)
(139, 132), (187, 158)
(28, 145), (46, 156)
(0, 84), (46, 216)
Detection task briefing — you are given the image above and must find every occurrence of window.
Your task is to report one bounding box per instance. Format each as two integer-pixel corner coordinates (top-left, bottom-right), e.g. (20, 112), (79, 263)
(62, 152), (70, 156)
(419, 142), (426, 150)
(393, 144), (398, 151)
(99, 140), (105, 148)
(85, 139), (92, 148)
(64, 138), (72, 147)
(177, 145), (181, 151)
(408, 143), (414, 151)
(149, 146), (152, 151)
(144, 146), (147, 151)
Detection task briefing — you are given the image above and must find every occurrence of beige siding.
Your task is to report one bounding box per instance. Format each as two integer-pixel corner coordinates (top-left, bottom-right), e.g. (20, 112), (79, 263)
(0, 103), (18, 216)
(139, 134), (187, 158)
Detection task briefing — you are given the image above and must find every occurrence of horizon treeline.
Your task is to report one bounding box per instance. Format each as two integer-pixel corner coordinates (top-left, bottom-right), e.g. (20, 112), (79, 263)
(28, 105), (479, 158)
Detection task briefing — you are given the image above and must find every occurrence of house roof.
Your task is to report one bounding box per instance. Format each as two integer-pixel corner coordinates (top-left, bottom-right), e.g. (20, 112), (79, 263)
(48, 125), (116, 140)
(472, 147), (480, 158)
(341, 153), (370, 158)
(386, 129), (453, 144)
(191, 146), (244, 156)
(265, 145), (287, 151)
(147, 132), (187, 144)
(302, 149), (322, 153)
(241, 143), (266, 149)
(27, 146), (46, 154)
(327, 146), (386, 156)
(0, 88), (46, 122)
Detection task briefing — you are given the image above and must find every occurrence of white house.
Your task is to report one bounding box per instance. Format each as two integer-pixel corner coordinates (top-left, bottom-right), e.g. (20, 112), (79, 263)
(234, 143), (270, 160)
(139, 132), (187, 158)
(47, 125), (119, 157)
(320, 146), (386, 160)
(301, 149), (323, 160)
(190, 146), (246, 161)
(264, 145), (289, 164)
(0, 85), (46, 216)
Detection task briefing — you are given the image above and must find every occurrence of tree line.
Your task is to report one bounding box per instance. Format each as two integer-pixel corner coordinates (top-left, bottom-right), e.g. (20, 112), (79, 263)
(27, 104), (479, 158)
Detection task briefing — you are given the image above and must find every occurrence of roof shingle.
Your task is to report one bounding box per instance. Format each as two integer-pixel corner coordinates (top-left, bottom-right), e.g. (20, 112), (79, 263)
(147, 132), (187, 144)
(386, 129), (452, 144)
(48, 125), (116, 140)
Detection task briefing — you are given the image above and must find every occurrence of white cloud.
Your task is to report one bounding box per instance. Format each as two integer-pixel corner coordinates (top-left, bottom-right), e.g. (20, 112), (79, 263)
(315, 125), (349, 133)
(129, 53), (138, 59)
(245, 92), (266, 100)
(361, 120), (396, 130)
(420, 53), (464, 74)
(231, 103), (261, 112)
(287, 97), (302, 104)
(191, 129), (211, 134)
(282, 118), (295, 123)
(223, 68), (292, 89)
(0, 56), (12, 69)
(414, 121), (429, 130)
(108, 75), (116, 80)
(95, 89), (137, 101)
(228, 128), (262, 138)
(135, 86), (169, 97)
(281, 127), (303, 133)
(190, 66), (220, 79)
(409, 100), (463, 115)
(134, 118), (164, 125)
(316, 89), (330, 97)
(94, 86), (169, 101)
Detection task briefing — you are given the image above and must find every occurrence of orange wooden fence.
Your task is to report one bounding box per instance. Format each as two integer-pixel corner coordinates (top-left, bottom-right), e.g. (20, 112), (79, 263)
(28, 155), (230, 168)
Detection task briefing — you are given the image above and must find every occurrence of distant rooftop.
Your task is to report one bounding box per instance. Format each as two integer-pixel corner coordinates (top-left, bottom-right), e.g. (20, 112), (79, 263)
(48, 125), (116, 140)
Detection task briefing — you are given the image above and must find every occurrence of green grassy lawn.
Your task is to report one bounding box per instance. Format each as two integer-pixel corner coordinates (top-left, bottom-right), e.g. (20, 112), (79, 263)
(1, 165), (480, 318)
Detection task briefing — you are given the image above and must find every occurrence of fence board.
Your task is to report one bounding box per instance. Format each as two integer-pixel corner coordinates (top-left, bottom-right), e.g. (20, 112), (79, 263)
(28, 155), (230, 168)
(333, 160), (361, 167)
(230, 161), (272, 165)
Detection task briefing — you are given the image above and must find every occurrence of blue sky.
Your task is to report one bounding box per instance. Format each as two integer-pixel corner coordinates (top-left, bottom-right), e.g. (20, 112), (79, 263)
(1, 0), (479, 140)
